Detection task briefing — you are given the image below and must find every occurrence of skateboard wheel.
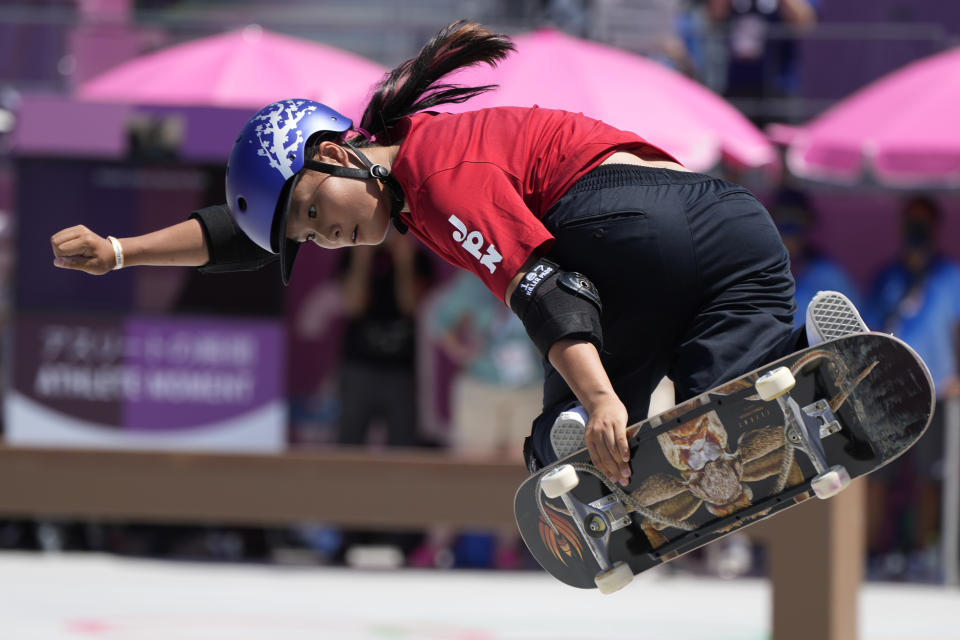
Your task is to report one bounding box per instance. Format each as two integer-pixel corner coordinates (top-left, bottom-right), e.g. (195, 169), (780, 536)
(541, 464), (579, 499)
(756, 366), (796, 401)
(811, 465), (851, 499)
(595, 561), (633, 594)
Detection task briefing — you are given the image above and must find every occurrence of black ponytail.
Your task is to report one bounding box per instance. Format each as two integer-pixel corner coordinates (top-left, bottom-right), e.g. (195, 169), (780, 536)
(356, 20), (515, 143)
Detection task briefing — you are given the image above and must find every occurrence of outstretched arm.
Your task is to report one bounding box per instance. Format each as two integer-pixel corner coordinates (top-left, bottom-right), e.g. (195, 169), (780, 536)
(51, 204), (278, 276)
(52, 219), (209, 275)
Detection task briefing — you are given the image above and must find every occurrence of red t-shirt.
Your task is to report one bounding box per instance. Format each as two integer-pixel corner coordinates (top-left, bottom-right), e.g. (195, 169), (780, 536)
(390, 106), (677, 303)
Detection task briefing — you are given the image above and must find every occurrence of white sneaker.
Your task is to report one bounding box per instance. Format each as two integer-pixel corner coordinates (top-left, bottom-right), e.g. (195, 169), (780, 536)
(805, 291), (868, 346)
(550, 405), (589, 460)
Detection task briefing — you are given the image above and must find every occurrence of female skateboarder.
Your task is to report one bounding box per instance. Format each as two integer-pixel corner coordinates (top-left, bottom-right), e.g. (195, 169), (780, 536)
(50, 21), (865, 486)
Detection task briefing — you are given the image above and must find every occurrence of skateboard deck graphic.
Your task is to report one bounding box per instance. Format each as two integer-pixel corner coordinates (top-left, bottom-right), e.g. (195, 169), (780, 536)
(514, 333), (935, 592)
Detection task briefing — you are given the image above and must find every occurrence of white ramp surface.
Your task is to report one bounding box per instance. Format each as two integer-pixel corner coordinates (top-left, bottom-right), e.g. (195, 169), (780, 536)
(0, 552), (957, 639)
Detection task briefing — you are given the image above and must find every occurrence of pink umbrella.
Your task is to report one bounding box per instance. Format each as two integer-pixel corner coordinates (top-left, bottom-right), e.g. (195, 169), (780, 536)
(76, 25), (386, 120)
(782, 46), (960, 188)
(442, 28), (777, 173)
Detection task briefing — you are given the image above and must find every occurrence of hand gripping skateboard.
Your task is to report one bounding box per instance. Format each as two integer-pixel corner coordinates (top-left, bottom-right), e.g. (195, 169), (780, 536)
(513, 333), (935, 594)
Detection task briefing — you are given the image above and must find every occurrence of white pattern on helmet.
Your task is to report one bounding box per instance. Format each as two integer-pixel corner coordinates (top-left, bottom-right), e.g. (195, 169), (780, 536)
(253, 100), (317, 179)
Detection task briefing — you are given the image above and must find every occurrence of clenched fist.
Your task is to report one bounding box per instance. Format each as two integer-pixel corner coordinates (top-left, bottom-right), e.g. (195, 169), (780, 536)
(51, 225), (117, 275)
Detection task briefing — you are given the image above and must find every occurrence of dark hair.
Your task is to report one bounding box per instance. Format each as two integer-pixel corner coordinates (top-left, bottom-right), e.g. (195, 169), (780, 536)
(355, 20), (515, 144)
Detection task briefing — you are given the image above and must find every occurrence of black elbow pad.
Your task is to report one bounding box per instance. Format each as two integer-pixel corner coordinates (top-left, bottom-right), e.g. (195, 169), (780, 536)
(509, 258), (603, 357)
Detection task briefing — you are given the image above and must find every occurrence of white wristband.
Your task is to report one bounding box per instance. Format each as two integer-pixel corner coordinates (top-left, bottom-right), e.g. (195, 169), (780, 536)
(107, 236), (124, 270)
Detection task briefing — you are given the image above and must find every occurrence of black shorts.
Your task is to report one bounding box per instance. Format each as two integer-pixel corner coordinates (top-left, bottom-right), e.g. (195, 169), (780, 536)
(525, 164), (803, 469)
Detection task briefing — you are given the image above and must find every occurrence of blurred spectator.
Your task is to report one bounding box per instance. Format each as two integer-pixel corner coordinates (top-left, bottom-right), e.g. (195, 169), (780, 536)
(330, 233), (435, 567)
(542, 0), (592, 36)
(708, 0), (820, 124)
(430, 271), (543, 460)
(335, 232), (434, 447)
(407, 272), (542, 569)
(770, 187), (861, 329)
(589, 0), (693, 73)
(866, 196), (960, 398)
(864, 194), (960, 581)
(678, 0), (729, 87)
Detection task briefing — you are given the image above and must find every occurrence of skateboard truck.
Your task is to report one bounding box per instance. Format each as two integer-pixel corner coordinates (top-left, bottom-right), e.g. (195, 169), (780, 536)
(756, 367), (851, 500)
(540, 465), (634, 594)
(803, 399), (843, 439)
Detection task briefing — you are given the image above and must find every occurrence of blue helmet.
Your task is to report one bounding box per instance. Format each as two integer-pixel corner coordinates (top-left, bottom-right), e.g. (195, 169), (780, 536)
(225, 99), (353, 283)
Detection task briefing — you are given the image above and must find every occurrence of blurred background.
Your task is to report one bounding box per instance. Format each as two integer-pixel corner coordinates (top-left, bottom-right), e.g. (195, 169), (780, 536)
(0, 0), (959, 637)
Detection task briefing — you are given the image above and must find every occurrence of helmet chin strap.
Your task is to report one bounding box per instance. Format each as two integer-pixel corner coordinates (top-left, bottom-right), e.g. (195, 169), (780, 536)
(302, 141), (408, 234)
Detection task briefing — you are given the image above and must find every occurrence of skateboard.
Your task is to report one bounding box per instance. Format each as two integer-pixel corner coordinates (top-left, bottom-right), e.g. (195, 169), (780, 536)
(514, 333), (935, 593)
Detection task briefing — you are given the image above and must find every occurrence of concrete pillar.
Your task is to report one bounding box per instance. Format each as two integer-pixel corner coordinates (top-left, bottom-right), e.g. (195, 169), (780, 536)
(751, 478), (867, 640)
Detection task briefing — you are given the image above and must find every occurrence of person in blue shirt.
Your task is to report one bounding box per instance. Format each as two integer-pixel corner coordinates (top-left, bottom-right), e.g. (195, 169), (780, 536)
(864, 194), (960, 581)
(771, 188), (862, 330)
(866, 196), (960, 397)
